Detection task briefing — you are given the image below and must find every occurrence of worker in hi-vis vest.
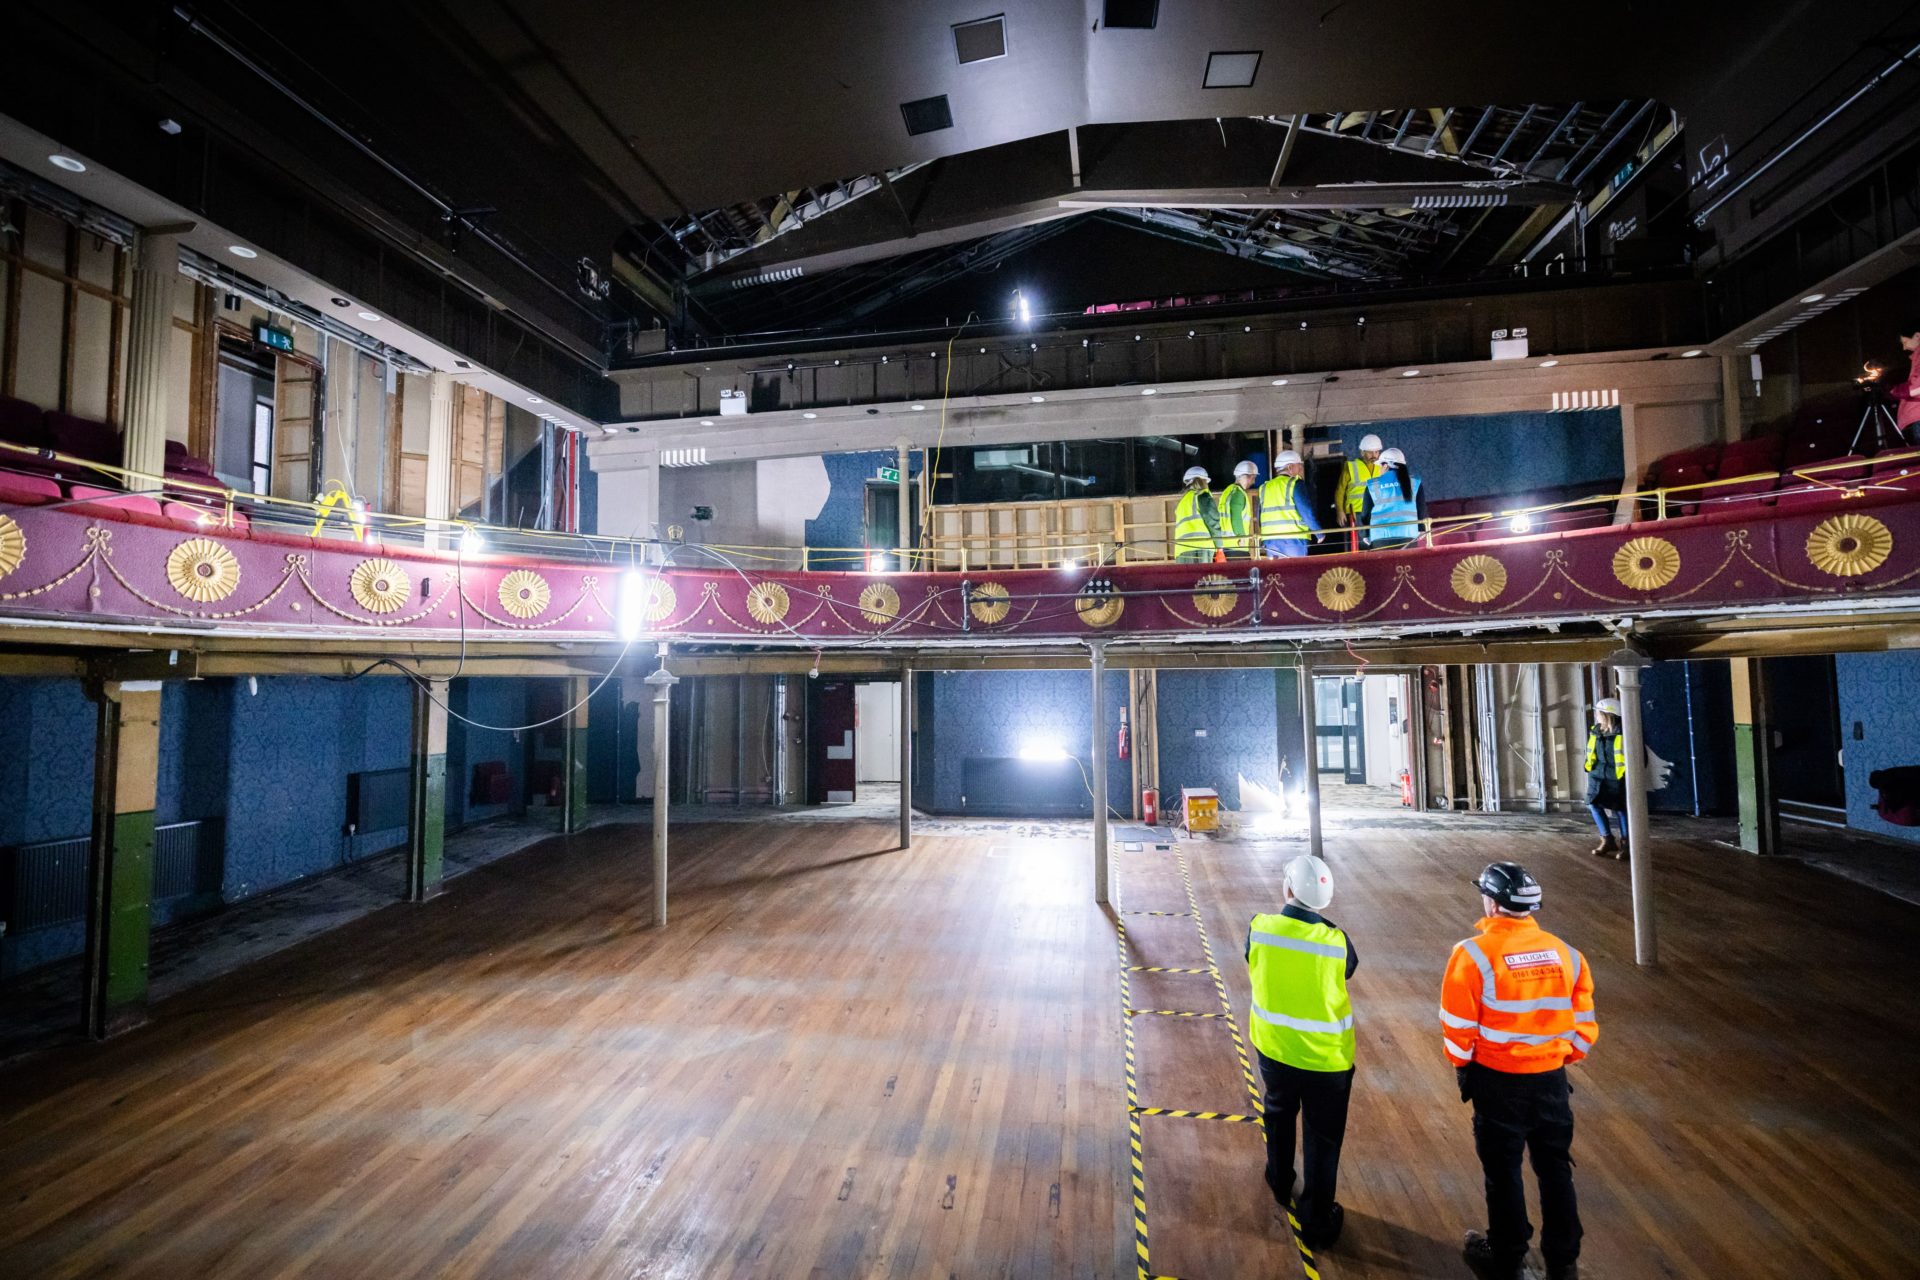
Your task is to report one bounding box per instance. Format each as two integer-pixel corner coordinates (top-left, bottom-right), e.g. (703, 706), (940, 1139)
(1257, 450), (1324, 557)
(1336, 433), (1385, 551)
(1359, 447), (1427, 549)
(1246, 854), (1357, 1251)
(1442, 862), (1597, 1280)
(1172, 465), (1222, 562)
(1219, 460), (1261, 559)
(1585, 698), (1629, 859)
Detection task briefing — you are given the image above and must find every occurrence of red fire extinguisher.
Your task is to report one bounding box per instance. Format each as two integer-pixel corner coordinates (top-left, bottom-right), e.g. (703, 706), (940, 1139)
(1399, 768), (1414, 808)
(1142, 788), (1159, 825)
(1117, 706), (1130, 760)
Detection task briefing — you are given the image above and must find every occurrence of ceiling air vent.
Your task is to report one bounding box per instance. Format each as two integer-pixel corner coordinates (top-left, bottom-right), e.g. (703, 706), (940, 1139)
(1203, 50), (1262, 89)
(1104, 0), (1158, 29)
(953, 15), (1008, 64)
(901, 94), (954, 137)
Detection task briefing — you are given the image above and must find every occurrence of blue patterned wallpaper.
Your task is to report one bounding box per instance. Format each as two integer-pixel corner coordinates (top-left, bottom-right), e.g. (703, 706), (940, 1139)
(0, 678), (99, 847)
(1154, 667), (1304, 811)
(447, 677), (529, 826)
(805, 450), (918, 567)
(1834, 652), (1920, 846)
(1327, 409), (1621, 502)
(1639, 662), (1735, 816)
(921, 670), (1130, 815)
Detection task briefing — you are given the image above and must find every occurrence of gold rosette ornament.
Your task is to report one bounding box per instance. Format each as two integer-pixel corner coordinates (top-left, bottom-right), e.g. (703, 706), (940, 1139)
(1316, 566), (1365, 613)
(968, 581), (1011, 625)
(1075, 582), (1124, 628)
(638, 576), (676, 622)
(1806, 513), (1892, 578)
(497, 570), (551, 619)
(165, 537), (241, 603)
(1192, 573), (1237, 618)
(858, 582), (901, 626)
(348, 558), (411, 614)
(1612, 537), (1680, 591)
(0, 513), (24, 581)
(744, 580), (790, 625)
(1450, 555), (1507, 605)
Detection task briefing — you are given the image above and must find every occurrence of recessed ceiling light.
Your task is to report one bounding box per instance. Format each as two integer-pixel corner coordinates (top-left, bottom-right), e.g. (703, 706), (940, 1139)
(526, 397), (543, 406)
(1140, 388), (1157, 396)
(1681, 349), (1703, 357)
(48, 155), (86, 173)
(1030, 395), (1046, 403)
(700, 419), (714, 426)
(330, 297), (350, 308)
(357, 311), (382, 322)
(227, 245), (258, 259)
(1539, 359), (1560, 367)
(1402, 369), (1421, 377)
(1203, 50), (1262, 89)
(911, 403), (926, 411)
(1801, 293), (1826, 304)
(1271, 378), (1289, 386)
(803, 411), (818, 419)
(602, 426), (618, 435)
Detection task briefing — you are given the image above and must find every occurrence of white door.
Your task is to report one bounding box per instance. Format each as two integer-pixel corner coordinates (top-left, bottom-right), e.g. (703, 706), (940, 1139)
(855, 682), (900, 783)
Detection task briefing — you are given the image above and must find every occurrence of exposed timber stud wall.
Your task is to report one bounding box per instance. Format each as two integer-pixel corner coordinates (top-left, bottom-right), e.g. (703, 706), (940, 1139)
(82, 679), (163, 1038)
(407, 678), (449, 902)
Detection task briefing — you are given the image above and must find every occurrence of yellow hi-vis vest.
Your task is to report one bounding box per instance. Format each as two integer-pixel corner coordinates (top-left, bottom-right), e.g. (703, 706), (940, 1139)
(1248, 912), (1355, 1071)
(1585, 729), (1626, 779)
(1220, 484), (1255, 539)
(1339, 458), (1382, 515)
(1173, 489), (1218, 555)
(1257, 474), (1310, 541)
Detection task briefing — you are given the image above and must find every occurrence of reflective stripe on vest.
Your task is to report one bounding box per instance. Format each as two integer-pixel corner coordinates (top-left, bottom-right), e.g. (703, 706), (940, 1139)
(1257, 475), (1309, 540)
(1247, 913), (1354, 1071)
(1364, 472), (1421, 543)
(1586, 731), (1626, 779)
(1173, 490), (1216, 553)
(1221, 485), (1254, 538)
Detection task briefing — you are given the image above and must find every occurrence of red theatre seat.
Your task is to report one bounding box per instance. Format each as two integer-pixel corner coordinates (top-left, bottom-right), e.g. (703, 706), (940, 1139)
(0, 470), (63, 505)
(66, 484), (167, 525)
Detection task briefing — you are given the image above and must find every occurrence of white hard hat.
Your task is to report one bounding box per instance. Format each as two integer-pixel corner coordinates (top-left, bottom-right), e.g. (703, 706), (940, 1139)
(1378, 447), (1406, 466)
(1276, 450), (1303, 468)
(1359, 433), (1384, 453)
(1284, 854), (1335, 911)
(1233, 460), (1259, 479)
(1596, 697), (1623, 717)
(1183, 466), (1210, 485)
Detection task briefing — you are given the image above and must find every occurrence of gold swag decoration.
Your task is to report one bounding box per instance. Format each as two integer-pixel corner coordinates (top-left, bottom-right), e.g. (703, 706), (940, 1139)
(744, 580), (790, 625)
(1315, 566), (1366, 613)
(1193, 573), (1238, 618)
(1450, 555), (1507, 605)
(859, 581), (902, 626)
(1611, 537), (1680, 591)
(968, 581), (1011, 625)
(0, 513), (24, 581)
(165, 537), (241, 603)
(497, 569), (551, 619)
(1075, 583), (1124, 628)
(348, 558), (412, 614)
(1806, 513), (1892, 578)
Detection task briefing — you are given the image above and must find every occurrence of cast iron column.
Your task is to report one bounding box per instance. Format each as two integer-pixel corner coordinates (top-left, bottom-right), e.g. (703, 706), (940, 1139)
(646, 648), (677, 927)
(82, 679), (164, 1037)
(1611, 650), (1657, 965)
(899, 663), (913, 850)
(1090, 643), (1110, 904)
(562, 675), (590, 835)
(1299, 657), (1324, 860)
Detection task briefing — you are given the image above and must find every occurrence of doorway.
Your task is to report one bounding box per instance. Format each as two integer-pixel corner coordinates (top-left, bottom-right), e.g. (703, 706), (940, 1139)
(863, 480), (919, 568)
(213, 339), (276, 491)
(855, 682), (901, 785)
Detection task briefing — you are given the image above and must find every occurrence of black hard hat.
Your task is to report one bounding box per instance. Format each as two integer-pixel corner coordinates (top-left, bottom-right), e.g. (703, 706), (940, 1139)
(1473, 862), (1542, 913)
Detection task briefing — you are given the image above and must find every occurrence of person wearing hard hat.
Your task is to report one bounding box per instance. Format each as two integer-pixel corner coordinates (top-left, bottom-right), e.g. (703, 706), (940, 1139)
(1443, 863), (1597, 1280)
(1337, 434), (1386, 551)
(1219, 460), (1262, 559)
(1246, 854), (1358, 1250)
(1172, 466), (1223, 562)
(1359, 447), (1427, 550)
(1257, 450), (1324, 558)
(1585, 698), (1629, 859)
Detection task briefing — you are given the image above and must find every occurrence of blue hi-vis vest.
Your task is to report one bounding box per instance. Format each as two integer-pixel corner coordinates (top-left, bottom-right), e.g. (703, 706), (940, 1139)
(1364, 472), (1422, 544)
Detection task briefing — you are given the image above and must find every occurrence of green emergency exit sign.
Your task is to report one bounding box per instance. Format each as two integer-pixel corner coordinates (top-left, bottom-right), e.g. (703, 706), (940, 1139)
(877, 466), (901, 484)
(254, 323), (295, 354)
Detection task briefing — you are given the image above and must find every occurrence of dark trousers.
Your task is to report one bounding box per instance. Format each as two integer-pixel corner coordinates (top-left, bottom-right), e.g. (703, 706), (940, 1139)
(1468, 1063), (1581, 1268)
(1258, 1052), (1353, 1232)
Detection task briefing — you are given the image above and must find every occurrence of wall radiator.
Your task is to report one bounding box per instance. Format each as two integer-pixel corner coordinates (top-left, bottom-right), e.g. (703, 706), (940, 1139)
(1, 820), (221, 934)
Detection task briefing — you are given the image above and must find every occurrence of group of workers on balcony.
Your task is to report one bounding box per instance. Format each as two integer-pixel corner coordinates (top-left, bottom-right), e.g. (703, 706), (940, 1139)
(1171, 434), (1429, 562)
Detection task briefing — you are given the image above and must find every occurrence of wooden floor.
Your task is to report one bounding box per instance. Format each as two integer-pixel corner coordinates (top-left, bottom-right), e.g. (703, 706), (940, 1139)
(3, 814), (1919, 1279)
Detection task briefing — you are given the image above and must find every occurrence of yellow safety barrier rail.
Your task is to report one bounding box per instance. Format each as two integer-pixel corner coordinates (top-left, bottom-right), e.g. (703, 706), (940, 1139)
(2, 437), (1916, 573)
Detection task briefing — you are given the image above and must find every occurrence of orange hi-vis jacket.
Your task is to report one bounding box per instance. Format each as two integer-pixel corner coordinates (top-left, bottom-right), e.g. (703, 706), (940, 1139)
(1440, 915), (1597, 1074)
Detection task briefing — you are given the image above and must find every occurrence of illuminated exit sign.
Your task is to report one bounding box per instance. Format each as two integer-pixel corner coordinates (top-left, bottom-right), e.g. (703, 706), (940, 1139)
(254, 324), (295, 354)
(877, 466), (901, 484)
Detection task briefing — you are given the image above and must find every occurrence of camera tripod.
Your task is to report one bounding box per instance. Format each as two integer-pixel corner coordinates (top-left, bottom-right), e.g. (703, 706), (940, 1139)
(1851, 390), (1907, 455)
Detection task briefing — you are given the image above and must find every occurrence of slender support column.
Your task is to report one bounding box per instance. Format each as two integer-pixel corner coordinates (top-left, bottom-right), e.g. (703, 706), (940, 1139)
(83, 680), (163, 1038)
(1611, 651), (1657, 965)
(897, 438), (912, 565)
(1090, 643), (1110, 905)
(121, 228), (189, 491)
(1299, 658), (1324, 859)
(562, 675), (590, 835)
(406, 678), (449, 901)
(423, 371), (455, 548)
(646, 648), (677, 927)
(898, 664), (913, 850)
(1729, 657), (1777, 856)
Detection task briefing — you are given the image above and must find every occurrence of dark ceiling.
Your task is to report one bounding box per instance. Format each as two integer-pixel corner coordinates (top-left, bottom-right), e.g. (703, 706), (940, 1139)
(0, 0), (1833, 364)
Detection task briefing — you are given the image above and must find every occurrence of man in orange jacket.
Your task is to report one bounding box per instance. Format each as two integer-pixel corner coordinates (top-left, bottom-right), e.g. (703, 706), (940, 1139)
(1441, 863), (1597, 1280)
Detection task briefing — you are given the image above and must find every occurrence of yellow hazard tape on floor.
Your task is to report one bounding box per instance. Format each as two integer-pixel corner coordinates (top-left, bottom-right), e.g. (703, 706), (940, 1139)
(1131, 1107), (1262, 1124)
(1125, 1008), (1230, 1020)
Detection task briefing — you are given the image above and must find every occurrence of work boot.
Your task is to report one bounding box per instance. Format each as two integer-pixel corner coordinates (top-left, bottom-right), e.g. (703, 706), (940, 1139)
(1299, 1202), (1344, 1250)
(1589, 836), (1619, 857)
(1545, 1262), (1579, 1280)
(1463, 1230), (1531, 1280)
(1614, 844), (1630, 862)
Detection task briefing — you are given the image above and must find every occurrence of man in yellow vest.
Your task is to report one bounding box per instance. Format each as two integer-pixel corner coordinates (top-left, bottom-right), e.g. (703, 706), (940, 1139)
(1257, 450), (1324, 557)
(1172, 465), (1222, 562)
(1219, 460), (1260, 558)
(1247, 853), (1358, 1249)
(1336, 434), (1385, 551)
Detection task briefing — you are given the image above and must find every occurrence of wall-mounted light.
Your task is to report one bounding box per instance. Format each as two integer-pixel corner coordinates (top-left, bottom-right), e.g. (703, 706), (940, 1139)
(1013, 288), (1033, 328)
(1509, 514), (1534, 533)
(617, 569), (650, 641)
(1017, 737), (1070, 762)
(460, 526), (486, 555)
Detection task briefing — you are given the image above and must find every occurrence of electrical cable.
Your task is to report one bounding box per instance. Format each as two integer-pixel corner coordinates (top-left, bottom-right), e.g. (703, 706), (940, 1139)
(921, 311), (980, 546)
